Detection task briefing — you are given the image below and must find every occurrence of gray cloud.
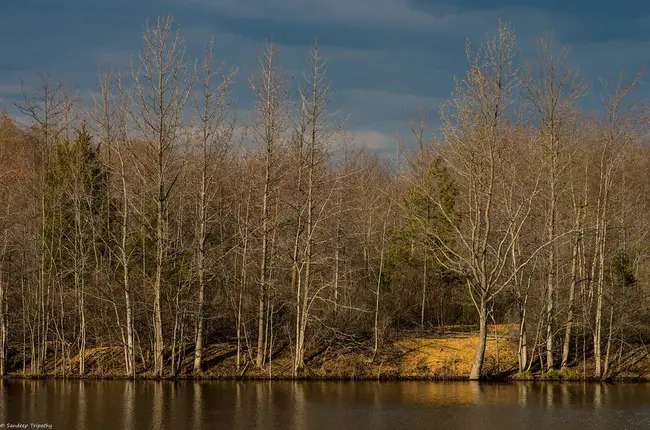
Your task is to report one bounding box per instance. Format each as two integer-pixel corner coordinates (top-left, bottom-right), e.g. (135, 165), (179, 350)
(186, 0), (438, 27)
(1, 0), (649, 151)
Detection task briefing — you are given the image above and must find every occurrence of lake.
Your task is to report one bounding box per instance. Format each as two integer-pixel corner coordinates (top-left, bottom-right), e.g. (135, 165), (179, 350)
(1, 380), (650, 429)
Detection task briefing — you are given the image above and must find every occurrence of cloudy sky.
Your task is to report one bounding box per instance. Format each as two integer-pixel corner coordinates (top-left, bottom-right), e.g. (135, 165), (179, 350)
(1, 0), (649, 152)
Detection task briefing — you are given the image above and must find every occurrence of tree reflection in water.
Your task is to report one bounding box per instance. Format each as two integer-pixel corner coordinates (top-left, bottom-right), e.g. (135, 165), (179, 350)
(1, 381), (650, 429)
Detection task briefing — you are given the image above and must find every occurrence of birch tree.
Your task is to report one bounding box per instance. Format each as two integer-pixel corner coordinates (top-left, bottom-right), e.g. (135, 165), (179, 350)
(129, 15), (193, 376)
(249, 42), (287, 369)
(523, 36), (586, 370)
(192, 37), (237, 373)
(292, 43), (337, 373)
(591, 70), (645, 378)
(91, 70), (137, 377)
(16, 74), (71, 373)
(433, 23), (545, 379)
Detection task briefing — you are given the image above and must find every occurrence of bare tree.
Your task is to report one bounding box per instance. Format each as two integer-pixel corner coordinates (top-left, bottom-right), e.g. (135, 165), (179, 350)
(191, 37), (237, 373)
(591, 70), (644, 378)
(293, 42), (337, 373)
(129, 15), (194, 376)
(431, 23), (547, 379)
(523, 36), (587, 370)
(249, 42), (287, 369)
(15, 73), (72, 373)
(90, 70), (138, 377)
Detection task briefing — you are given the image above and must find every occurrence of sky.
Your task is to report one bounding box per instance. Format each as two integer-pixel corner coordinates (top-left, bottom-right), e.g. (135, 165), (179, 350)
(1, 0), (649, 153)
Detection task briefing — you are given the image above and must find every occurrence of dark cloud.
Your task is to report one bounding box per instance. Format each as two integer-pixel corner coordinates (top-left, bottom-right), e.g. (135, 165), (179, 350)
(1, 0), (649, 149)
(408, 0), (650, 19)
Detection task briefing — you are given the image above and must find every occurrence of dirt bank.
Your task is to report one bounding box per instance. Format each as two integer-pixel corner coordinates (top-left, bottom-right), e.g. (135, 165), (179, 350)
(5, 325), (649, 381)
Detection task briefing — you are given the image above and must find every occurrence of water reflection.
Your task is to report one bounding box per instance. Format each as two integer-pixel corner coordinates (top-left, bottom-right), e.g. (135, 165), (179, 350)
(594, 382), (602, 408)
(518, 382), (529, 406)
(193, 380), (202, 429)
(2, 380), (650, 429)
(150, 382), (162, 430)
(124, 381), (135, 430)
(77, 380), (86, 430)
(293, 381), (306, 430)
(0, 380), (5, 421)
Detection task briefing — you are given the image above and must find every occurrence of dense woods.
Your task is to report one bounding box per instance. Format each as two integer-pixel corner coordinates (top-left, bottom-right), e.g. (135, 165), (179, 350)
(1, 17), (650, 380)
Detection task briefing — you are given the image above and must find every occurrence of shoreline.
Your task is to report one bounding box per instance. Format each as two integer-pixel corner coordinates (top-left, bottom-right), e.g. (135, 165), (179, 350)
(5, 328), (650, 383)
(3, 374), (650, 382)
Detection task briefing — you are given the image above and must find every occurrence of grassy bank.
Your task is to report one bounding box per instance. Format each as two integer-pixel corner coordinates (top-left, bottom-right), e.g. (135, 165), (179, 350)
(5, 325), (650, 381)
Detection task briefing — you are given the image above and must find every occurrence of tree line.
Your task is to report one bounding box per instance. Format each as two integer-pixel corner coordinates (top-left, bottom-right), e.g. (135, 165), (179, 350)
(0, 17), (649, 380)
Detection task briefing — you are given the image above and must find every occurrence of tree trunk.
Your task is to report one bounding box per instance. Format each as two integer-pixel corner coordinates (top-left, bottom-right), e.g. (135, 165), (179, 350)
(193, 166), (207, 374)
(237, 189), (251, 372)
(421, 255), (427, 328)
(594, 182), (609, 378)
(291, 131), (304, 376)
(295, 161), (313, 373)
(154, 192), (165, 376)
(154, 131), (166, 377)
(545, 151), (557, 371)
(470, 297), (488, 380)
(561, 229), (580, 369)
(0, 270), (6, 377)
(602, 304), (614, 380)
(256, 152), (271, 369)
(518, 299), (528, 374)
(253, 44), (281, 370)
(119, 152), (135, 378)
(594, 232), (606, 378)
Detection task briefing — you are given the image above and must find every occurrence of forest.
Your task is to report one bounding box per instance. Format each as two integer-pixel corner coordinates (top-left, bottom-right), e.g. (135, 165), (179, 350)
(0, 16), (649, 381)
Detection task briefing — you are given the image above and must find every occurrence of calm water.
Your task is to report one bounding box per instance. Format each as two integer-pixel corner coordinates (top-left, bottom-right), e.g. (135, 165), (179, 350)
(1, 380), (650, 429)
